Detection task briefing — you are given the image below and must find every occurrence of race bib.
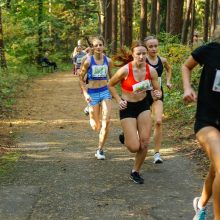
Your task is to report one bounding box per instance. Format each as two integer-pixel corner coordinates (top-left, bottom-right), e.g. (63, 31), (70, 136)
(92, 65), (108, 78)
(132, 80), (153, 93)
(76, 57), (83, 64)
(212, 70), (220, 92)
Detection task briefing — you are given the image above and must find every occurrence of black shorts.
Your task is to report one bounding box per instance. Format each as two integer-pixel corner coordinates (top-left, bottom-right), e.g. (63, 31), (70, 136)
(194, 105), (220, 133)
(119, 96), (150, 120)
(194, 117), (220, 134)
(146, 87), (164, 106)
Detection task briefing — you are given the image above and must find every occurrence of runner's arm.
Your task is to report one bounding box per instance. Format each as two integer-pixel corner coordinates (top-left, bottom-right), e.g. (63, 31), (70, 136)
(150, 67), (162, 100)
(182, 56), (198, 102)
(79, 58), (91, 103)
(107, 58), (113, 79)
(161, 57), (172, 89)
(108, 67), (128, 103)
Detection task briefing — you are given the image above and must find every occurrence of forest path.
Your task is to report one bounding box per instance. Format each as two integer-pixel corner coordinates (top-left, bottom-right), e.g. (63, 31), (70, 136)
(0, 71), (213, 220)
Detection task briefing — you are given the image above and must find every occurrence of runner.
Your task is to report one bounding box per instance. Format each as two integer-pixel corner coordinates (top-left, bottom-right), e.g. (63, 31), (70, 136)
(108, 41), (161, 184)
(144, 36), (172, 163)
(79, 36), (113, 160)
(72, 45), (86, 76)
(182, 26), (220, 220)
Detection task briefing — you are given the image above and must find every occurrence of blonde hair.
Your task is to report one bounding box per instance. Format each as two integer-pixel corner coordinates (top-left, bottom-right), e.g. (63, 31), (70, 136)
(91, 35), (105, 46)
(144, 36), (158, 43)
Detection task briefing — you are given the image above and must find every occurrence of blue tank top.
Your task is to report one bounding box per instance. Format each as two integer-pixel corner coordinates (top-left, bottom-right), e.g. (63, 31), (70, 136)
(87, 55), (109, 80)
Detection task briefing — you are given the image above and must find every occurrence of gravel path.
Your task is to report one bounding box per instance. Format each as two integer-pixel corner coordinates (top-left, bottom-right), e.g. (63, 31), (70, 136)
(0, 72), (213, 220)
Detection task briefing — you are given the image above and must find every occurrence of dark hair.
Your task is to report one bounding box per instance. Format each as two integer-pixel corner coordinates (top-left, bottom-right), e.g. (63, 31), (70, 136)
(113, 40), (147, 67)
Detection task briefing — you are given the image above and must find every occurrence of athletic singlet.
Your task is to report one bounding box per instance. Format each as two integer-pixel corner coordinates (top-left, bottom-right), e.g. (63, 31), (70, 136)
(146, 56), (163, 77)
(87, 55), (109, 81)
(121, 62), (152, 93)
(146, 56), (163, 87)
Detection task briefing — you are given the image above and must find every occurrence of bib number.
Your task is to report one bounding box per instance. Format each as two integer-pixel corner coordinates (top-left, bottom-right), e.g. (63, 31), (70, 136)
(212, 70), (220, 92)
(76, 57), (83, 64)
(132, 80), (153, 93)
(92, 65), (108, 78)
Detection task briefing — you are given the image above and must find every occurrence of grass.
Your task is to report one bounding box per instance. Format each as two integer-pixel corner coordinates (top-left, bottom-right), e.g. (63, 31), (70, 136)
(0, 152), (21, 177)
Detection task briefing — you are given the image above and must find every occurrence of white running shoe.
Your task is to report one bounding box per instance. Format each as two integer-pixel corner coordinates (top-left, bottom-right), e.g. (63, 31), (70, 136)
(84, 106), (89, 116)
(95, 149), (105, 160)
(153, 152), (163, 164)
(193, 197), (207, 220)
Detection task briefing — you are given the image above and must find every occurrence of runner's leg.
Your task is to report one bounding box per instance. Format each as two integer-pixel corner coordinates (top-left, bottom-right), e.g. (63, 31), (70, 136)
(196, 126), (220, 218)
(152, 100), (163, 153)
(98, 99), (111, 149)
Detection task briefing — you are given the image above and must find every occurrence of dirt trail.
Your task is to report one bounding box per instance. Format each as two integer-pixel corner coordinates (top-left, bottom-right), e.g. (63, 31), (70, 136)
(0, 72), (213, 220)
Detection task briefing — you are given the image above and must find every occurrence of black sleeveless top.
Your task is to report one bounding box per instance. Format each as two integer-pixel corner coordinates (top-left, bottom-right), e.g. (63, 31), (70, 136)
(146, 56), (163, 77)
(192, 42), (220, 114)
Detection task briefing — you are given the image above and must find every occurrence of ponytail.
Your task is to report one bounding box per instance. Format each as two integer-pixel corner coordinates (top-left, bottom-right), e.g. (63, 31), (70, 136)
(113, 40), (147, 67)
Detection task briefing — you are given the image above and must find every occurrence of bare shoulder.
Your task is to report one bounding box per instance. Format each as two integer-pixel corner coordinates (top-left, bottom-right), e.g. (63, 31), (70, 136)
(149, 66), (158, 78)
(107, 57), (113, 65)
(160, 56), (168, 64)
(83, 56), (91, 67)
(116, 64), (129, 78)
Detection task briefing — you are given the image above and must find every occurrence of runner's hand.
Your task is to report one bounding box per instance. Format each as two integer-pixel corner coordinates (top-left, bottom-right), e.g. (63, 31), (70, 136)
(166, 82), (172, 89)
(85, 94), (92, 104)
(119, 99), (127, 110)
(152, 90), (162, 101)
(183, 88), (197, 102)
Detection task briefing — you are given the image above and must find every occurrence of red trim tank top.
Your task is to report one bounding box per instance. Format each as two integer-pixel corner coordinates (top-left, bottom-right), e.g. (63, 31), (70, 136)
(121, 62), (152, 93)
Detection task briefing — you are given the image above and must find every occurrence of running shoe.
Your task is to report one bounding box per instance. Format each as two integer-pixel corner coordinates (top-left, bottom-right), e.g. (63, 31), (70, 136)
(119, 132), (125, 144)
(84, 106), (89, 116)
(193, 197), (207, 220)
(95, 149), (105, 160)
(153, 152), (163, 164)
(130, 171), (144, 184)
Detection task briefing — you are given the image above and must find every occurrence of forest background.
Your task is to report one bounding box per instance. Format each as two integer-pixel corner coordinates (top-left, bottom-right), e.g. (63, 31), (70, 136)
(0, 0), (220, 161)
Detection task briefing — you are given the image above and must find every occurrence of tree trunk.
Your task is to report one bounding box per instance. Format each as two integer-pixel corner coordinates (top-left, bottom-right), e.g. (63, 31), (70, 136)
(156, 0), (160, 34)
(120, 0), (126, 46)
(150, 0), (157, 34)
(119, 2), (122, 46)
(38, 0), (43, 59)
(166, 0), (171, 32)
(99, 0), (105, 37)
(48, 0), (52, 37)
(140, 0), (148, 41)
(0, 7), (7, 69)
(126, 0), (133, 46)
(204, 0), (210, 42)
(169, 0), (184, 36)
(211, 0), (218, 35)
(181, 0), (192, 44)
(104, 0), (112, 45)
(218, 0), (220, 23)
(120, 0), (132, 47)
(189, 0), (195, 45)
(111, 0), (118, 54)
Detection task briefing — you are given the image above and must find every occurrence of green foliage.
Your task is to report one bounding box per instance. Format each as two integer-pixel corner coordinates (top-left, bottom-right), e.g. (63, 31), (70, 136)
(0, 152), (20, 176)
(3, 0), (100, 68)
(0, 64), (49, 115)
(158, 35), (199, 123)
(0, 0), (208, 125)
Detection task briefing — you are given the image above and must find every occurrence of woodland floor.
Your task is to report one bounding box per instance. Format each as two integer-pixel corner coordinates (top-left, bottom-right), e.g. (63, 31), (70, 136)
(0, 71), (213, 220)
